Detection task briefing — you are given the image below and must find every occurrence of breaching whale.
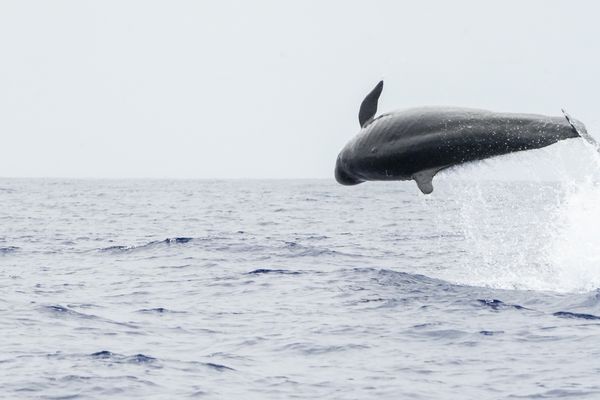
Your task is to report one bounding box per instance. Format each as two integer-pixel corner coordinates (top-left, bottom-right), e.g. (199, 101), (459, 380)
(335, 81), (591, 194)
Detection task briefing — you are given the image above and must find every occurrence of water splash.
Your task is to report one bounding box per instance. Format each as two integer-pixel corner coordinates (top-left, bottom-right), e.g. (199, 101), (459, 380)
(544, 177), (600, 292)
(436, 133), (600, 293)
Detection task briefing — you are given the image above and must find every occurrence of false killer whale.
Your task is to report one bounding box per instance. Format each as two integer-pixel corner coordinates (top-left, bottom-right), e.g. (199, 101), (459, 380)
(335, 81), (591, 194)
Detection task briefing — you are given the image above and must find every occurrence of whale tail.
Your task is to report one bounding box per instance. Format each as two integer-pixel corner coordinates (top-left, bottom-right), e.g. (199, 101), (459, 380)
(562, 109), (600, 153)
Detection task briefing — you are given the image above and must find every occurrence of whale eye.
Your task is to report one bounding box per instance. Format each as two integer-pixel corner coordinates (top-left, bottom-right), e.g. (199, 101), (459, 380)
(370, 147), (378, 154)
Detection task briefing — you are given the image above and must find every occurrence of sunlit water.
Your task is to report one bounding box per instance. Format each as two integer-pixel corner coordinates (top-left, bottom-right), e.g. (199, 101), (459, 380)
(2, 171), (600, 398)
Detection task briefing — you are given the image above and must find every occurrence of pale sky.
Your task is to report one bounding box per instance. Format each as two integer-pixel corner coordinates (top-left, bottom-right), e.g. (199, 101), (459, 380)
(1, 0), (599, 179)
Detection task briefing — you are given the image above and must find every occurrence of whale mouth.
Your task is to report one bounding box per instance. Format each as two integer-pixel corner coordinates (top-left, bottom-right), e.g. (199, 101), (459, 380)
(335, 156), (363, 185)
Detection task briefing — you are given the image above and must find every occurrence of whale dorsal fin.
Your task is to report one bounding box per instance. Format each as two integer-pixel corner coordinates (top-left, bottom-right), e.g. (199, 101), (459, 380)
(359, 80), (384, 127)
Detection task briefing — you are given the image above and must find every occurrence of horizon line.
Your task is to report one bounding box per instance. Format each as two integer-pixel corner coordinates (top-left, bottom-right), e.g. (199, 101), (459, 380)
(0, 176), (580, 183)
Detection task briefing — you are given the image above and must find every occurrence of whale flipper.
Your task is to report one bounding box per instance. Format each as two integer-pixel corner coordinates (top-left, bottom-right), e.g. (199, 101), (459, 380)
(359, 80), (384, 127)
(412, 168), (437, 194)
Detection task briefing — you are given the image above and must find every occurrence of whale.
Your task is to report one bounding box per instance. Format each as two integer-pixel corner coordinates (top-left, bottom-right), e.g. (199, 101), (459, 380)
(335, 81), (591, 194)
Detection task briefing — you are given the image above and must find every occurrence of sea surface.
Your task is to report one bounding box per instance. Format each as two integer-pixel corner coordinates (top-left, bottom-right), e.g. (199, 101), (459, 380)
(2, 177), (600, 399)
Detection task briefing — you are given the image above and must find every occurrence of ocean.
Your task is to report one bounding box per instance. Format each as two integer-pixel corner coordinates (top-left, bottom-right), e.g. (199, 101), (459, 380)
(2, 177), (600, 399)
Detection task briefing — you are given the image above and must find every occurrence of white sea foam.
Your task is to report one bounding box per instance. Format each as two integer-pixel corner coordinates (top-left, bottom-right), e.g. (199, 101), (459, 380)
(545, 179), (600, 292)
(543, 137), (600, 292)
(436, 135), (600, 292)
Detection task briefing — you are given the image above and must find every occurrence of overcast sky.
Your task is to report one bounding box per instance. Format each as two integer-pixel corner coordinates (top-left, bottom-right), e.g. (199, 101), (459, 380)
(1, 0), (599, 179)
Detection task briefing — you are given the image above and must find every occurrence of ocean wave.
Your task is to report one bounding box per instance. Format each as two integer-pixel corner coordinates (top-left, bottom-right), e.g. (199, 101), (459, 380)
(96, 236), (361, 261)
(91, 351), (157, 365)
(476, 299), (528, 311)
(246, 269), (301, 275)
(44, 305), (91, 317)
(98, 237), (194, 253)
(204, 362), (235, 371)
(42, 305), (139, 329)
(281, 241), (347, 258)
(553, 311), (600, 320)
(355, 267), (448, 287)
(280, 342), (369, 355)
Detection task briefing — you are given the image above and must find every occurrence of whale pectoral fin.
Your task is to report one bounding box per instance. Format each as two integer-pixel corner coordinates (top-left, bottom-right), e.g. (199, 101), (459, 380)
(412, 168), (437, 195)
(359, 80), (384, 127)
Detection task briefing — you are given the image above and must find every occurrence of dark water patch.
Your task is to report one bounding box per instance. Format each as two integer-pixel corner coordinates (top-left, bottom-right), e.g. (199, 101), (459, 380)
(204, 362), (235, 371)
(137, 307), (185, 314)
(60, 375), (92, 382)
(91, 350), (115, 359)
(247, 269), (301, 275)
(66, 303), (99, 309)
(139, 307), (167, 313)
(0, 246), (19, 254)
(479, 330), (504, 336)
(126, 354), (156, 364)
(91, 351), (157, 364)
(553, 311), (600, 320)
(413, 322), (442, 329)
(45, 305), (90, 317)
(539, 325), (558, 331)
(477, 299), (527, 311)
(358, 297), (386, 303)
(165, 237), (193, 244)
(305, 235), (329, 240)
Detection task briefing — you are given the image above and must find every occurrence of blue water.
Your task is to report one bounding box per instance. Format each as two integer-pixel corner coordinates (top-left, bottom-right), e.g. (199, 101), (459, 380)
(2, 178), (600, 399)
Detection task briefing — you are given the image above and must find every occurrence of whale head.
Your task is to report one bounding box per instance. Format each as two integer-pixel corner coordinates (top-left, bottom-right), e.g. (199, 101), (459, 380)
(334, 154), (363, 185)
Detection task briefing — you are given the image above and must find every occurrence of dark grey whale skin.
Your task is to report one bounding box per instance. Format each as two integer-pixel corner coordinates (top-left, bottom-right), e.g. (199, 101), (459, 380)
(335, 105), (585, 194)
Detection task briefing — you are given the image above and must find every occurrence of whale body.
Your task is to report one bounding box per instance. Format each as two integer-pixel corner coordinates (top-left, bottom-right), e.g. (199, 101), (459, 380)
(335, 81), (589, 194)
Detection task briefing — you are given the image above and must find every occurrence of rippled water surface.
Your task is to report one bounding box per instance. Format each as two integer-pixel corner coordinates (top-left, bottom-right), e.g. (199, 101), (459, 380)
(2, 178), (600, 399)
